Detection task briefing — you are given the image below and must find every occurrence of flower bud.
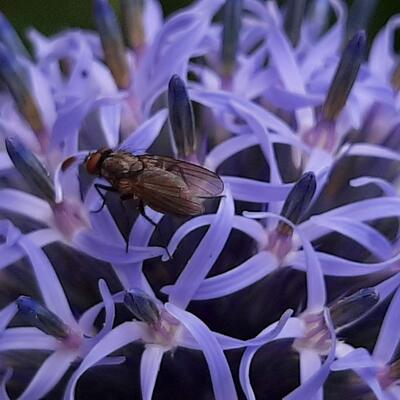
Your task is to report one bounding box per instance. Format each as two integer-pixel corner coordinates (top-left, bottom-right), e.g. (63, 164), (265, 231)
(329, 288), (379, 331)
(278, 172), (316, 236)
(322, 30), (366, 122)
(0, 13), (29, 58)
(283, 0), (307, 47)
(0, 45), (45, 134)
(5, 137), (55, 203)
(221, 0), (242, 78)
(16, 296), (70, 339)
(124, 288), (160, 325)
(120, 0), (145, 52)
(168, 75), (196, 160)
(346, 0), (377, 41)
(94, 0), (130, 89)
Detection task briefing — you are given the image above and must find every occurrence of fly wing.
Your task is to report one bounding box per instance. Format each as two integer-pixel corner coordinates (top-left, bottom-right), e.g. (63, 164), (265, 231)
(138, 155), (224, 198)
(132, 168), (205, 216)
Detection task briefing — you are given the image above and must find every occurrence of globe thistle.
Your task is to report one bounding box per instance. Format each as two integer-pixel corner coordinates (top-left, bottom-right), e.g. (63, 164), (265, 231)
(0, 1), (400, 399)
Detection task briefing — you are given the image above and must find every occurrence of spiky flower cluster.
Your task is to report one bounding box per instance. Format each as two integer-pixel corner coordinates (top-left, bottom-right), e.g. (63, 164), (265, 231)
(0, 0), (400, 399)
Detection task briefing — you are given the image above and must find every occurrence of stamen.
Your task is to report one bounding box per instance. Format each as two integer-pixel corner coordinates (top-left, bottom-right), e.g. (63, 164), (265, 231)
(168, 75), (196, 160)
(322, 30), (366, 122)
(94, 0), (130, 89)
(0, 13), (30, 58)
(283, 0), (307, 47)
(16, 296), (70, 339)
(120, 0), (145, 53)
(329, 288), (379, 331)
(277, 172), (316, 236)
(391, 60), (400, 92)
(0, 45), (45, 135)
(123, 288), (160, 325)
(5, 137), (55, 203)
(221, 0), (242, 79)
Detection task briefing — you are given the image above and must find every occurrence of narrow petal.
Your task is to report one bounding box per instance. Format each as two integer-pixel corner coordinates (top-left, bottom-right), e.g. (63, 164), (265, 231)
(204, 134), (258, 171)
(350, 177), (396, 197)
(244, 211), (326, 311)
(166, 304), (237, 400)
(310, 216), (393, 261)
(0, 302), (17, 333)
(64, 321), (147, 400)
(97, 279), (115, 337)
(168, 190), (234, 309)
(119, 108), (168, 152)
(18, 236), (77, 328)
(374, 273), (400, 303)
(331, 348), (377, 371)
(299, 350), (322, 400)
(0, 328), (59, 351)
(0, 189), (52, 225)
(73, 230), (164, 264)
(373, 287), (400, 364)
(140, 345), (164, 400)
(223, 176), (292, 203)
(19, 350), (77, 400)
(190, 252), (278, 300)
(284, 309), (336, 400)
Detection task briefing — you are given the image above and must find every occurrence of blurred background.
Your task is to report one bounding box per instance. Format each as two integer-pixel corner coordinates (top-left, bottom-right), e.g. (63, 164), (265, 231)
(0, 0), (398, 44)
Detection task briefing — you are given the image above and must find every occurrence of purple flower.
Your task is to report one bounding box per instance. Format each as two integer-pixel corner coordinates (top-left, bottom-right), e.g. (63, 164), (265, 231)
(1, 0), (400, 399)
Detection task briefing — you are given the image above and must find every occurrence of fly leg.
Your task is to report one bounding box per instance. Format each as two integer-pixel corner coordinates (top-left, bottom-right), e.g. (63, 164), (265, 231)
(119, 194), (134, 253)
(138, 201), (172, 261)
(91, 184), (118, 213)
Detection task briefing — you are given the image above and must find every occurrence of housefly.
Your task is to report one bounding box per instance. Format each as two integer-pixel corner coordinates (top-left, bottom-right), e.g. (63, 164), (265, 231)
(82, 149), (224, 223)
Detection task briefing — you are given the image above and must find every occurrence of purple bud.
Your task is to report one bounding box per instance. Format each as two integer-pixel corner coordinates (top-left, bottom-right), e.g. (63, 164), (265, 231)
(283, 0), (307, 47)
(168, 75), (196, 160)
(329, 288), (379, 331)
(346, 0), (377, 41)
(322, 30), (366, 122)
(278, 172), (316, 236)
(221, 0), (242, 78)
(120, 0), (145, 52)
(123, 288), (160, 325)
(0, 12), (29, 58)
(16, 296), (70, 339)
(5, 137), (55, 203)
(0, 44), (44, 134)
(94, 0), (130, 89)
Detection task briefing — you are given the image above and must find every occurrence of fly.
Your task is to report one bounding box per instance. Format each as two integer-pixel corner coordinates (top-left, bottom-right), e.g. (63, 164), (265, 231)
(83, 149), (224, 223)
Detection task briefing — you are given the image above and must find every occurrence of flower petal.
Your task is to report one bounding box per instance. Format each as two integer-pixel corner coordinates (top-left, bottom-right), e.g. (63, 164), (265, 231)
(166, 303), (237, 400)
(0, 327), (59, 351)
(190, 251), (278, 300)
(373, 286), (400, 364)
(168, 190), (234, 309)
(309, 216), (393, 261)
(350, 177), (396, 197)
(0, 189), (52, 225)
(18, 236), (77, 328)
(223, 176), (292, 203)
(284, 309), (336, 400)
(119, 108), (168, 152)
(331, 348), (377, 371)
(140, 345), (164, 400)
(0, 302), (18, 333)
(73, 230), (164, 264)
(19, 350), (77, 400)
(64, 321), (147, 400)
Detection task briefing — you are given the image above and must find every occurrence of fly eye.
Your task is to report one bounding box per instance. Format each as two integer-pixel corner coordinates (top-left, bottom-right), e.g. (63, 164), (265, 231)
(86, 152), (102, 175)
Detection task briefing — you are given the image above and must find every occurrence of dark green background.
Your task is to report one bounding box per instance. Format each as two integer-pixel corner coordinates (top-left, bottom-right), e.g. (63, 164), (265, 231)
(0, 1), (398, 41)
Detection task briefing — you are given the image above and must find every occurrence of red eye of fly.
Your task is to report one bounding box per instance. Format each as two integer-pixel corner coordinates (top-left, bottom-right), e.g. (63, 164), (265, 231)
(86, 151), (103, 175)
